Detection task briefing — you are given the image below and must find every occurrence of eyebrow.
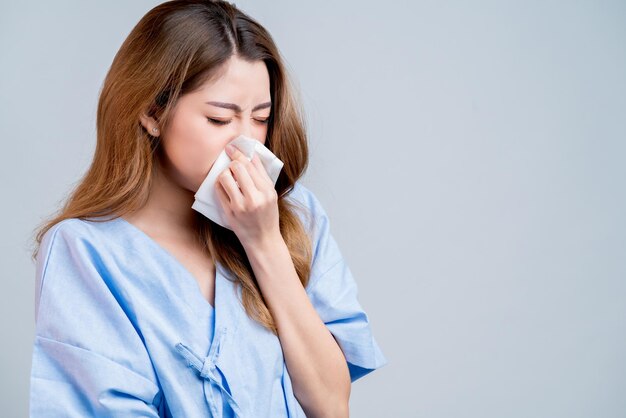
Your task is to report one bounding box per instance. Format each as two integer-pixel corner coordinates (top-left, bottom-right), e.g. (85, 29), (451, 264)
(205, 101), (272, 113)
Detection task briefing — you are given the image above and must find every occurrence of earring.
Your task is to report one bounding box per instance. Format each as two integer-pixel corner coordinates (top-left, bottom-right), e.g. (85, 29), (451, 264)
(152, 127), (159, 133)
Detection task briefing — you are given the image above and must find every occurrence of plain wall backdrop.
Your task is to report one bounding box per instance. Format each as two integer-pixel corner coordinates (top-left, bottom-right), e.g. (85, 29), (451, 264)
(1, 0), (625, 416)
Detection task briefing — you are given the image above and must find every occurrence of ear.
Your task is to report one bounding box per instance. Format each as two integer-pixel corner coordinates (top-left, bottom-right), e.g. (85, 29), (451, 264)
(139, 112), (160, 136)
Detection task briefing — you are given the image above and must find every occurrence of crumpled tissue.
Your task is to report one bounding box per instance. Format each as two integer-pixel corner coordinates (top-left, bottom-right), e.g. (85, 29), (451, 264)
(191, 134), (284, 230)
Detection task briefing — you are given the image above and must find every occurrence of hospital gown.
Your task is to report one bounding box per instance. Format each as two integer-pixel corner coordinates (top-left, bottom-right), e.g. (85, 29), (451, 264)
(29, 181), (388, 417)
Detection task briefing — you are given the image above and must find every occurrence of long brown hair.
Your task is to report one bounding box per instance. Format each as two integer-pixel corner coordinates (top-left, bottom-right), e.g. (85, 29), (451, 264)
(29, 0), (314, 335)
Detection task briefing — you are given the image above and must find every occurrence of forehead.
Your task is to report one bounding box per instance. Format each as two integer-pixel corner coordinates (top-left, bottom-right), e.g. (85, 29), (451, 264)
(197, 56), (270, 100)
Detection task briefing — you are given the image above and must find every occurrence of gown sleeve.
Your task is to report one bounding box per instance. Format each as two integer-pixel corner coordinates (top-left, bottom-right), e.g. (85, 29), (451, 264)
(290, 183), (389, 383)
(29, 219), (163, 417)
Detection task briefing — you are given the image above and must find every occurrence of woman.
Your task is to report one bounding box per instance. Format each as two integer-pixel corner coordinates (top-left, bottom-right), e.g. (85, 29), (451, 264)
(29, 1), (387, 416)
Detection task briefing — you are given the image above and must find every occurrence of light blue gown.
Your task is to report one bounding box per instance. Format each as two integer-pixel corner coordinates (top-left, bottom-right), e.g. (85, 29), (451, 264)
(29, 181), (388, 417)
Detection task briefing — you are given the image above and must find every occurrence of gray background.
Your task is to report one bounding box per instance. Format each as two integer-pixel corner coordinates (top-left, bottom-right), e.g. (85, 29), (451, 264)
(2, 0), (625, 417)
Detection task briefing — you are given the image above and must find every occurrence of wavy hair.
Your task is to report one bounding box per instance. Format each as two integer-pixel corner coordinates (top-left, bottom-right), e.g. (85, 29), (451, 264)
(30, 0), (314, 335)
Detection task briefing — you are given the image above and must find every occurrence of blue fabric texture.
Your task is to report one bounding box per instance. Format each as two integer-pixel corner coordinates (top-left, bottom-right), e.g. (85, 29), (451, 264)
(29, 181), (388, 417)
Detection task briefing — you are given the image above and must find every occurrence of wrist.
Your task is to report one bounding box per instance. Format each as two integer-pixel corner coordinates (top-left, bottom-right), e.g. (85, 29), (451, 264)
(242, 229), (284, 254)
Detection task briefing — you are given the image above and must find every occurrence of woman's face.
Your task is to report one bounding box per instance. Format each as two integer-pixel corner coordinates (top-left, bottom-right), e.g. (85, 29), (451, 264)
(144, 55), (272, 193)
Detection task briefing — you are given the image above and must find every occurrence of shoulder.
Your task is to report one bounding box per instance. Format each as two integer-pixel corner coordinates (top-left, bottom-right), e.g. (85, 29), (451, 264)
(284, 181), (345, 277)
(34, 216), (141, 320)
(36, 216), (129, 283)
(38, 218), (91, 265)
(38, 217), (117, 259)
(41, 217), (100, 243)
(285, 181), (324, 213)
(284, 181), (331, 235)
(37, 218), (104, 272)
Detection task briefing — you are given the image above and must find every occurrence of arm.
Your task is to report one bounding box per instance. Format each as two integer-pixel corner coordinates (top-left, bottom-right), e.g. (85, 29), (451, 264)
(216, 145), (387, 417)
(244, 234), (351, 418)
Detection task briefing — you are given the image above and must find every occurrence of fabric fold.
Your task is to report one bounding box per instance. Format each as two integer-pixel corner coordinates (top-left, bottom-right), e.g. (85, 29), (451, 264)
(175, 328), (242, 418)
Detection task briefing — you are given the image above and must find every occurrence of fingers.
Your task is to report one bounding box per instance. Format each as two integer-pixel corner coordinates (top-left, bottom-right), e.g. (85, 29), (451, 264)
(228, 159), (257, 197)
(218, 168), (244, 207)
(250, 153), (273, 185)
(215, 180), (233, 216)
(225, 144), (273, 193)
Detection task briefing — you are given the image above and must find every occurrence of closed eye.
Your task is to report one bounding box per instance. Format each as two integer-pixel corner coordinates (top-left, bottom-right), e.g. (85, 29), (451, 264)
(207, 118), (270, 126)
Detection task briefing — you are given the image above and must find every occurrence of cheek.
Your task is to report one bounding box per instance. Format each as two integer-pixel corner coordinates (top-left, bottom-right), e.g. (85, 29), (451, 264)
(162, 117), (224, 182)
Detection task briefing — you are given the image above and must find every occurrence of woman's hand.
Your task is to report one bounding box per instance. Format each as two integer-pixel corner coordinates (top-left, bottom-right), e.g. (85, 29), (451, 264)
(215, 143), (282, 247)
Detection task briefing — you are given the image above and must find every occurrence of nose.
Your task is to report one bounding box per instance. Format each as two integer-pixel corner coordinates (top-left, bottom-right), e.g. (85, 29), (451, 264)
(239, 121), (253, 139)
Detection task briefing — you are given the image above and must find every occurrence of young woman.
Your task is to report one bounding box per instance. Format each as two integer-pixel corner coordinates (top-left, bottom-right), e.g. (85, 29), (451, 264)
(29, 1), (387, 416)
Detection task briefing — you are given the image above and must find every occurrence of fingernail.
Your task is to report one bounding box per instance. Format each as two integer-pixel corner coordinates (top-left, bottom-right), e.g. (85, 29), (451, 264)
(226, 144), (234, 153)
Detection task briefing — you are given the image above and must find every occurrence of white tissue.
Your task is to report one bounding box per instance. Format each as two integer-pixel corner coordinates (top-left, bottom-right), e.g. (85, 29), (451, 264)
(191, 134), (284, 230)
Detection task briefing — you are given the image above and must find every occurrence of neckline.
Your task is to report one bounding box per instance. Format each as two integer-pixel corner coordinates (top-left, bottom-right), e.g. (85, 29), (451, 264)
(113, 216), (217, 311)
